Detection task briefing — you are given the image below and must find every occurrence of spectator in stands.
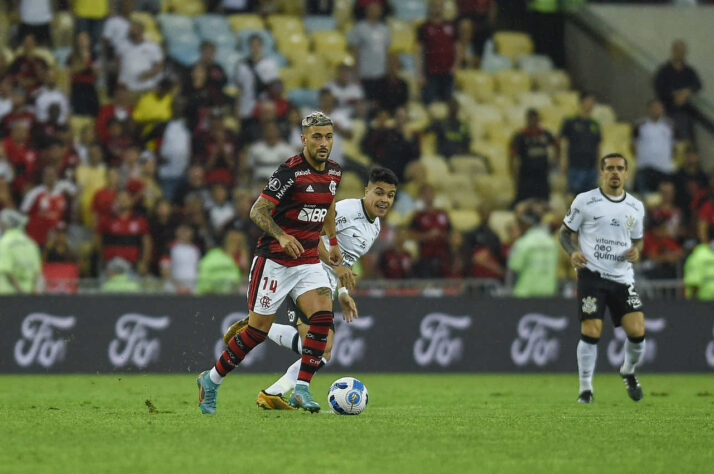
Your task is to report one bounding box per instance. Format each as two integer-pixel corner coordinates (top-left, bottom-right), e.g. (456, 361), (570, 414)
(313, 88), (351, 166)
(34, 69), (70, 126)
(378, 227), (414, 279)
(2, 87), (35, 138)
(510, 108), (559, 203)
(102, 0), (133, 96)
(673, 147), (708, 225)
(238, 98), (281, 145)
(43, 222), (76, 263)
(9, 34), (49, 93)
(67, 32), (100, 117)
(0, 209), (41, 294)
(0, 170), (14, 211)
(642, 215), (683, 280)
(92, 167), (122, 222)
(200, 116), (239, 187)
(457, 0), (496, 64)
(285, 105), (304, 152)
(73, 0), (109, 48)
(173, 164), (209, 207)
(160, 224), (201, 294)
(196, 228), (244, 294)
(325, 58), (366, 118)
(559, 92), (601, 195)
(21, 166), (75, 247)
(96, 85), (134, 144)
(95, 189), (152, 274)
(507, 200), (558, 297)
(430, 98), (470, 158)
(101, 256), (140, 292)
(634, 99), (675, 194)
(684, 241), (714, 300)
(696, 173), (714, 244)
(372, 54), (409, 114)
(130, 151), (163, 214)
(181, 193), (214, 253)
(648, 180), (682, 241)
(147, 198), (178, 274)
(205, 183), (234, 239)
(158, 99), (191, 201)
(117, 20), (164, 96)
(362, 108), (419, 182)
(32, 102), (64, 149)
(246, 120), (295, 185)
(409, 183), (452, 278)
(132, 77), (175, 143)
(0, 78), (12, 123)
(416, 0), (461, 104)
(454, 18), (479, 70)
(234, 34), (279, 123)
(253, 80), (291, 120)
(306, 0), (334, 15)
(3, 120), (38, 197)
(194, 41), (228, 99)
(353, 0), (392, 21)
(16, 0), (52, 46)
(654, 40), (702, 142)
(75, 143), (107, 227)
(223, 188), (260, 253)
(103, 117), (134, 165)
(463, 202), (506, 280)
(348, 1), (390, 102)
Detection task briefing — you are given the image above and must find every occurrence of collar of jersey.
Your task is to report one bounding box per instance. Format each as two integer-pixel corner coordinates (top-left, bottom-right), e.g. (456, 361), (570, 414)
(599, 187), (626, 203)
(361, 199), (375, 223)
(300, 152), (328, 174)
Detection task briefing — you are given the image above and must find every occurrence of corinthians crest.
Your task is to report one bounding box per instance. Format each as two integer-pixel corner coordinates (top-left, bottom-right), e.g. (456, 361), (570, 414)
(582, 296), (598, 314)
(624, 215), (635, 231)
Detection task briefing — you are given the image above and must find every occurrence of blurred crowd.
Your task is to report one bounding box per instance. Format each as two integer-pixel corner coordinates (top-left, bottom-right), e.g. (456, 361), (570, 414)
(0, 0), (712, 299)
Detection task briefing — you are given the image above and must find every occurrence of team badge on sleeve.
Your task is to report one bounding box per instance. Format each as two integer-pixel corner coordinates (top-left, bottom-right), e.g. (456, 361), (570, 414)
(268, 178), (281, 191)
(581, 296), (597, 315)
(329, 180), (337, 195)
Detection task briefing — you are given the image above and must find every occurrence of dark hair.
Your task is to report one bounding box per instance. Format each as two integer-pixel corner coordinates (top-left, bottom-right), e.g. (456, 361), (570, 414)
(600, 153), (628, 170)
(369, 167), (399, 187)
(580, 91), (595, 102)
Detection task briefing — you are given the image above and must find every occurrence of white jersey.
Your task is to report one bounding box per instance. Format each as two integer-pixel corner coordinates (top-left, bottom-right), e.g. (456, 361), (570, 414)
(563, 188), (645, 284)
(320, 198), (381, 290)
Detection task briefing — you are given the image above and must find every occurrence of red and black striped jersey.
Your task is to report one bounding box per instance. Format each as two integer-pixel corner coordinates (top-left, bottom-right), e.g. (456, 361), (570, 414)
(256, 153), (342, 266)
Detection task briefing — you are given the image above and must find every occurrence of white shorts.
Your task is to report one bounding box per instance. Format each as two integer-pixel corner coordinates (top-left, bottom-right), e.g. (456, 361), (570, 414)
(247, 256), (332, 315)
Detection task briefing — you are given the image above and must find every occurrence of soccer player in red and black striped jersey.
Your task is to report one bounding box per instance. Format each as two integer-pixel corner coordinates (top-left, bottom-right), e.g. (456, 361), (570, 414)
(197, 112), (342, 414)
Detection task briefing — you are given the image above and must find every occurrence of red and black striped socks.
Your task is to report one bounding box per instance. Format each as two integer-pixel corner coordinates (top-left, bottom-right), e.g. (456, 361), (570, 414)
(296, 311), (333, 386)
(214, 325), (268, 378)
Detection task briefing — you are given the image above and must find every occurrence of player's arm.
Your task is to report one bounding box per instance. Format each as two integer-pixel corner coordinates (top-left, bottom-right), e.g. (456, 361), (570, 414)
(625, 238), (643, 263)
(250, 196), (304, 258)
(318, 238), (357, 290)
(322, 200), (342, 266)
(559, 224), (587, 269)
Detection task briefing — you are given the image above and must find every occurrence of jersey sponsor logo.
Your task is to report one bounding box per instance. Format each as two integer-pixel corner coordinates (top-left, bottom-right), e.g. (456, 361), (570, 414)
(295, 170), (311, 177)
(14, 313), (76, 368)
(626, 284), (642, 309)
(268, 177), (281, 191)
(610, 218), (620, 227)
(336, 216), (347, 225)
(332, 316), (374, 366)
(108, 314), (171, 368)
(305, 185), (314, 193)
(329, 180), (337, 195)
(275, 178), (294, 200)
(328, 169), (342, 176)
(352, 233), (367, 249)
(510, 313), (569, 367)
(593, 237), (628, 262)
(297, 207), (328, 222)
(581, 296), (597, 314)
(214, 312), (265, 366)
(566, 207), (580, 223)
(593, 216), (604, 220)
(413, 313), (472, 366)
(706, 325), (714, 368)
(625, 215), (636, 231)
(606, 318), (666, 368)
(586, 196), (603, 205)
(626, 201), (639, 211)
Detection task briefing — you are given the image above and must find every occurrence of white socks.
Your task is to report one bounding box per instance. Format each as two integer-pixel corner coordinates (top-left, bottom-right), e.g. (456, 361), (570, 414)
(268, 324), (299, 351)
(265, 357), (327, 395)
(209, 367), (223, 385)
(577, 338), (598, 393)
(621, 338), (646, 375)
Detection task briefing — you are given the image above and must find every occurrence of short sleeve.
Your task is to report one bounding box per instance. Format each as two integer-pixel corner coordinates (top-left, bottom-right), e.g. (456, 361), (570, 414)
(631, 206), (645, 240)
(334, 200), (352, 233)
(563, 193), (585, 232)
(259, 164), (295, 205)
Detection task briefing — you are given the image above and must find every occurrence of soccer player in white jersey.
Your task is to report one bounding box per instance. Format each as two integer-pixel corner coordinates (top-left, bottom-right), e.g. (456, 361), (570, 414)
(559, 153), (647, 404)
(224, 167), (398, 409)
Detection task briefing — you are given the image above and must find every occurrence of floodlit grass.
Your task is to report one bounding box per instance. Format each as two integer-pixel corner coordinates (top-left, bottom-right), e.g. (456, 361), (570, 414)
(1, 374), (713, 473)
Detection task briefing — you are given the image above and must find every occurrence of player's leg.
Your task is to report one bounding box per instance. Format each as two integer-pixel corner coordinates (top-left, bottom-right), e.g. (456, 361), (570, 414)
(608, 281), (645, 401)
(576, 271), (607, 403)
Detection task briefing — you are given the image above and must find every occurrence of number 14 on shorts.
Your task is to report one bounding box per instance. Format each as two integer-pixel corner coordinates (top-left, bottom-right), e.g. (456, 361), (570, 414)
(263, 277), (278, 292)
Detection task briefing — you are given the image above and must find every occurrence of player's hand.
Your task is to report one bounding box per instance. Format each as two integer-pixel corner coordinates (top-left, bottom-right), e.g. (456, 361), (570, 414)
(333, 265), (358, 290)
(338, 293), (358, 323)
(277, 233), (304, 259)
(625, 246), (640, 263)
(328, 244), (342, 266)
(570, 251), (588, 269)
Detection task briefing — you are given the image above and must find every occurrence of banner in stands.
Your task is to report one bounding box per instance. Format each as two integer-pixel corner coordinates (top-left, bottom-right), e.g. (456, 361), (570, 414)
(1, 296), (713, 373)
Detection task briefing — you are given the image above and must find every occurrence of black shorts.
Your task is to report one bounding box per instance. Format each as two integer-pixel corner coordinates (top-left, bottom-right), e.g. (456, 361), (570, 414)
(576, 269), (644, 327)
(286, 298), (335, 331)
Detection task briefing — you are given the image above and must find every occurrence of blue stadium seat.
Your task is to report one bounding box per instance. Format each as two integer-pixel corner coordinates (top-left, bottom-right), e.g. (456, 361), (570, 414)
(194, 14), (232, 38)
(203, 30), (236, 50)
(393, 0), (427, 21)
(157, 13), (194, 34)
(288, 88), (320, 109)
(165, 30), (201, 51)
(215, 49), (243, 82)
(265, 51), (288, 68)
(168, 46), (200, 67)
(235, 29), (275, 55)
(303, 15), (337, 33)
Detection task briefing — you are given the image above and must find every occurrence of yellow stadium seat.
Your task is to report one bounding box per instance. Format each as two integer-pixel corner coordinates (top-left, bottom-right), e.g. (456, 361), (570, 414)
(278, 0), (304, 15)
(334, 0), (355, 30)
(267, 15), (304, 34)
(438, 172), (473, 192)
(493, 31), (534, 61)
(494, 70), (531, 97)
(467, 104), (503, 126)
(450, 154), (490, 176)
(406, 101), (430, 131)
(448, 209), (481, 232)
(602, 122), (632, 145)
(487, 94), (515, 110)
(310, 31), (347, 54)
(472, 142), (509, 176)
(455, 69), (495, 103)
(421, 155), (450, 186)
(322, 50), (353, 69)
(592, 104), (617, 125)
(532, 70), (571, 93)
(483, 122), (517, 145)
(51, 11), (74, 48)
(538, 105), (570, 130)
(389, 19), (416, 54)
(0, 46), (13, 64)
(340, 171), (365, 193)
(228, 14), (265, 31)
(275, 32), (310, 64)
(427, 102), (449, 121)
(518, 91), (553, 109)
(162, 0), (204, 15)
(301, 54), (332, 88)
(488, 211), (517, 242)
(279, 66), (304, 90)
(552, 90), (578, 113)
(504, 104), (528, 128)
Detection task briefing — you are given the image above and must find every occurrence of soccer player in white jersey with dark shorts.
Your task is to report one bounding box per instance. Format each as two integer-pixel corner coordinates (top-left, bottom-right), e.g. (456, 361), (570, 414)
(559, 153), (647, 404)
(223, 167), (399, 409)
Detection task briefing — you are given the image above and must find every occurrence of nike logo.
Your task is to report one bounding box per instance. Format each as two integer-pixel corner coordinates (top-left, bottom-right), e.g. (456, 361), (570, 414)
(593, 216), (604, 220)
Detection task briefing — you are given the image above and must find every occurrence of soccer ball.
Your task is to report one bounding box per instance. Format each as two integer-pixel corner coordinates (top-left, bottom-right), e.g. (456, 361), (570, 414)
(327, 377), (368, 415)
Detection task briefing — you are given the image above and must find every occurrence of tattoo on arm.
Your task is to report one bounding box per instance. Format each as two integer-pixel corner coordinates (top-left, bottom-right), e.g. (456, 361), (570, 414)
(559, 225), (578, 256)
(316, 287), (333, 297)
(250, 197), (284, 239)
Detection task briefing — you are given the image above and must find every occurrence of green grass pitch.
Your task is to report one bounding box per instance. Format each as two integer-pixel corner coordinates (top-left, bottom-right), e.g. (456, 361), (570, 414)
(1, 373), (713, 473)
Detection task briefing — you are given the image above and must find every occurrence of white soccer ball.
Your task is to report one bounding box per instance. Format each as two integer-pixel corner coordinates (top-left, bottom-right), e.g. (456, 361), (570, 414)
(327, 377), (368, 415)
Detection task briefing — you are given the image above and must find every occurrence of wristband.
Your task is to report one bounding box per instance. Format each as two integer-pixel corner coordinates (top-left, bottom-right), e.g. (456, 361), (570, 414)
(338, 287), (349, 296)
(329, 236), (338, 247)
